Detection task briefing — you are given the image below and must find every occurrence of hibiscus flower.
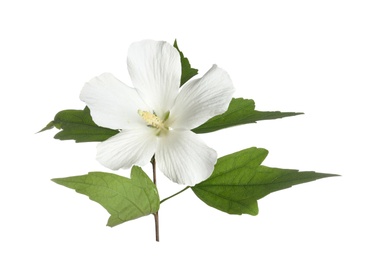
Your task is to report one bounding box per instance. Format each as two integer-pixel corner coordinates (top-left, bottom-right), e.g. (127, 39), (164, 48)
(80, 40), (234, 185)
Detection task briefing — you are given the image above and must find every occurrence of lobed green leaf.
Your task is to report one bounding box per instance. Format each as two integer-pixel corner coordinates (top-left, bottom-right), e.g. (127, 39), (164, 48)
(39, 107), (119, 142)
(192, 147), (338, 215)
(52, 166), (160, 227)
(173, 40), (199, 86)
(193, 98), (303, 134)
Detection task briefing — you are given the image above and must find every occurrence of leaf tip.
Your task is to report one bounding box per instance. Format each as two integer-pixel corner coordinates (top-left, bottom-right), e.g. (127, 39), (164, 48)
(320, 173), (341, 178)
(106, 222), (113, 228)
(51, 178), (63, 185)
(294, 112), (305, 116)
(37, 121), (55, 134)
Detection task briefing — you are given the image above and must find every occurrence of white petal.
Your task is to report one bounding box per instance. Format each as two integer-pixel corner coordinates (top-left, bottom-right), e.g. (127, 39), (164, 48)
(96, 127), (157, 171)
(127, 40), (181, 117)
(80, 73), (149, 130)
(155, 130), (217, 185)
(168, 65), (235, 130)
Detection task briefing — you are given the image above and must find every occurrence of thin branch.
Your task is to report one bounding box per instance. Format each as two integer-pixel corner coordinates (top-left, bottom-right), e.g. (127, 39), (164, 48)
(160, 186), (190, 204)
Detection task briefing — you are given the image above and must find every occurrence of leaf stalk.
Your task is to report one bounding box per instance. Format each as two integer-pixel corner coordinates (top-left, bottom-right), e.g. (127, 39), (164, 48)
(160, 186), (190, 204)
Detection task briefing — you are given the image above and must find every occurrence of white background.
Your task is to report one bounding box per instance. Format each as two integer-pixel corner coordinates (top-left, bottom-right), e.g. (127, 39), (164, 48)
(1, 0), (364, 259)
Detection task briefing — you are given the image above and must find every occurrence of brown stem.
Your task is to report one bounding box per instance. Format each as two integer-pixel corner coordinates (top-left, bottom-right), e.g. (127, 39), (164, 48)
(153, 212), (159, 242)
(151, 156), (159, 242)
(152, 156), (157, 184)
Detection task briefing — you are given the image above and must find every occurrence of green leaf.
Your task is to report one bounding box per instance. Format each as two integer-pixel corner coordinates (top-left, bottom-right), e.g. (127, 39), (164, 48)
(192, 147), (338, 215)
(192, 98), (303, 134)
(39, 107), (119, 142)
(52, 166), (160, 227)
(173, 40), (198, 86)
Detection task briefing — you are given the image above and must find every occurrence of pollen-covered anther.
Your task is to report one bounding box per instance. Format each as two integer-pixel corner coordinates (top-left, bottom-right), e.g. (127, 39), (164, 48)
(138, 110), (168, 131)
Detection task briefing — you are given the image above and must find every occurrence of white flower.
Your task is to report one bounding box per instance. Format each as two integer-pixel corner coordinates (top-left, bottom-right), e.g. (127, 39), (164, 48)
(80, 40), (234, 185)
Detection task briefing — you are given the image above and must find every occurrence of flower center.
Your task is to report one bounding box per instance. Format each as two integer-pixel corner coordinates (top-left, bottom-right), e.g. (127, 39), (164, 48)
(138, 110), (170, 135)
